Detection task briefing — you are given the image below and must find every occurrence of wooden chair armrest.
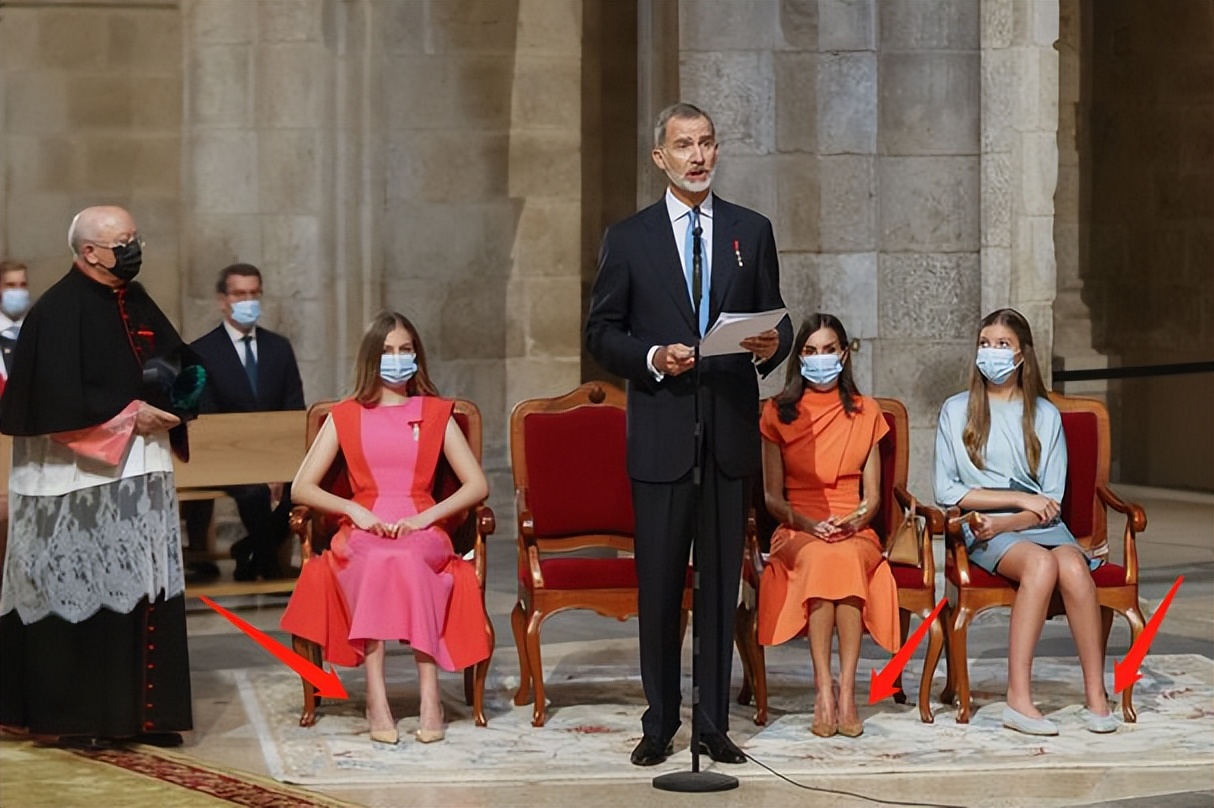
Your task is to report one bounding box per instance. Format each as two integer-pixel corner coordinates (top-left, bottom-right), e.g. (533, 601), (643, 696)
(514, 488), (544, 590)
(1097, 483), (1144, 584)
(943, 506), (973, 585)
(289, 504), (315, 561)
(742, 508), (765, 586)
(892, 484), (946, 534)
(472, 504), (494, 586)
(1097, 484), (1147, 532)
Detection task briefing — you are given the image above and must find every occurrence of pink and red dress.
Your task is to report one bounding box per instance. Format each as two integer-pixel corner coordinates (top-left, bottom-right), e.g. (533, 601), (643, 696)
(280, 396), (489, 671)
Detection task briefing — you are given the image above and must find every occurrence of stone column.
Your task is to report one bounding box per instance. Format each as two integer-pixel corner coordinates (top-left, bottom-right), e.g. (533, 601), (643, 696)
(504, 0), (584, 423)
(180, 0), (346, 400)
(980, 0), (1060, 377)
(0, 2), (183, 319)
(876, 0), (981, 496)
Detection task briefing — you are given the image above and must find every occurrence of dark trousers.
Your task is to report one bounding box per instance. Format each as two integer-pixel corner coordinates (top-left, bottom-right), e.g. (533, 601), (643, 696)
(182, 483), (292, 566)
(632, 453), (747, 741)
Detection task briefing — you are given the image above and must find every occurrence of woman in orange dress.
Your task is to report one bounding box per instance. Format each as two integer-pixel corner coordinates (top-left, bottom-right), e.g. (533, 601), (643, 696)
(757, 314), (899, 738)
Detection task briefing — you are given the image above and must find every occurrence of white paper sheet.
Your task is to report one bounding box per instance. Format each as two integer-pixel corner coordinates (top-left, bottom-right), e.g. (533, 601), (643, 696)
(698, 308), (789, 357)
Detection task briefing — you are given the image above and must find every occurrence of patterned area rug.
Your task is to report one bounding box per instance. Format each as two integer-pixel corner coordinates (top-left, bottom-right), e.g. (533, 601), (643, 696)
(236, 640), (1214, 786)
(0, 732), (358, 807)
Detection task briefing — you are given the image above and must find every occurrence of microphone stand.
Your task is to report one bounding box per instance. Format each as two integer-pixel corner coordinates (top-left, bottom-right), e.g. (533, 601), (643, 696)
(653, 210), (738, 793)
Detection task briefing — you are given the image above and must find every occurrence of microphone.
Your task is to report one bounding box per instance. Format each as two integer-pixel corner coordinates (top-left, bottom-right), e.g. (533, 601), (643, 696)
(691, 206), (703, 329)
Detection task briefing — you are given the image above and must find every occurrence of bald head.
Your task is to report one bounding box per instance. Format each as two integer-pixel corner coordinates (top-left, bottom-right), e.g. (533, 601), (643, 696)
(68, 206), (136, 258)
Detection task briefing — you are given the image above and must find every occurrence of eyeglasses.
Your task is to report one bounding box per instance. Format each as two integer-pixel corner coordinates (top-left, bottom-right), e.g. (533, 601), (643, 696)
(87, 234), (145, 251)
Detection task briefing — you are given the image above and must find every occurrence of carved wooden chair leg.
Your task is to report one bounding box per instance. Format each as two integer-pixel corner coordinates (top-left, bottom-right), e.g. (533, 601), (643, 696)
(511, 602), (533, 706)
(893, 609), (912, 705)
(752, 643), (770, 727)
(293, 635), (323, 728)
(939, 596), (958, 707)
(525, 610), (548, 727)
(949, 605), (974, 724)
(1121, 605), (1146, 723)
(472, 655), (490, 727)
(919, 610), (946, 724)
(733, 603), (757, 708)
(1100, 605), (1115, 649)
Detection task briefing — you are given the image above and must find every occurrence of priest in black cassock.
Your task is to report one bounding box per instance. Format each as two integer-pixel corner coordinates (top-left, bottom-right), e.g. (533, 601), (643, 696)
(0, 206), (197, 746)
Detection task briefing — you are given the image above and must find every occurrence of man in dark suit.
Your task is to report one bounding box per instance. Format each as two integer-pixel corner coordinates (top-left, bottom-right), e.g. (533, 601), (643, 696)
(184, 263), (305, 581)
(585, 103), (792, 767)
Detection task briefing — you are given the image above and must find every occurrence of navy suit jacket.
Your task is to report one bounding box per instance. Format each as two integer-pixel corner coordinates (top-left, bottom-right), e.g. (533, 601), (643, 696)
(585, 195), (792, 483)
(191, 324), (305, 414)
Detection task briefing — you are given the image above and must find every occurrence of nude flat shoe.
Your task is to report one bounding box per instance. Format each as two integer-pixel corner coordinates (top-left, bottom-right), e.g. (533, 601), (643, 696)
(1002, 706), (1058, 736)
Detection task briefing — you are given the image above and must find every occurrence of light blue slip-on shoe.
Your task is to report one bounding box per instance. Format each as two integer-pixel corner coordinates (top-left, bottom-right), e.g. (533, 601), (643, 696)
(1002, 706), (1059, 736)
(1081, 708), (1119, 734)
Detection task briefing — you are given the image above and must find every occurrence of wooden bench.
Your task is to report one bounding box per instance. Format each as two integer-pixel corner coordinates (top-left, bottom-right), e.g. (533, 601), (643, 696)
(173, 411), (307, 598)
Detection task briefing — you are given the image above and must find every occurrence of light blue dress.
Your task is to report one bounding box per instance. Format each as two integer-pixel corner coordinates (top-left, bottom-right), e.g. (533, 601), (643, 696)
(933, 392), (1079, 574)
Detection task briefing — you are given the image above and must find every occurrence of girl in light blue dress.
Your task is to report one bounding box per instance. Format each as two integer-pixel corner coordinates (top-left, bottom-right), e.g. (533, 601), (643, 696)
(934, 308), (1116, 736)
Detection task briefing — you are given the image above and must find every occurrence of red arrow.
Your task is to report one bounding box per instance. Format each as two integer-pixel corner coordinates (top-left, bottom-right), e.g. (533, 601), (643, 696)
(1114, 576), (1183, 694)
(869, 597), (948, 704)
(199, 595), (348, 699)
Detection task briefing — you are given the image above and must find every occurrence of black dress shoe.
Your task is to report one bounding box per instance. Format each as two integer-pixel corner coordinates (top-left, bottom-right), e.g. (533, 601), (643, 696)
(697, 732), (746, 764)
(132, 732), (184, 747)
(630, 734), (675, 767)
(184, 561), (220, 585)
(230, 538), (255, 581)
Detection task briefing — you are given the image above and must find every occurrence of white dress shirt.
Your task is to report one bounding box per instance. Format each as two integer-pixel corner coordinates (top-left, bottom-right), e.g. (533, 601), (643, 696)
(647, 190), (715, 379)
(224, 319), (258, 365)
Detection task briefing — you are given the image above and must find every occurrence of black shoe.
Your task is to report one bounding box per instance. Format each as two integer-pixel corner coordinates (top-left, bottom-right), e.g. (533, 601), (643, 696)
(57, 736), (120, 751)
(697, 732), (746, 764)
(630, 734), (675, 767)
(184, 562), (220, 585)
(132, 732), (184, 748)
(230, 538), (255, 581)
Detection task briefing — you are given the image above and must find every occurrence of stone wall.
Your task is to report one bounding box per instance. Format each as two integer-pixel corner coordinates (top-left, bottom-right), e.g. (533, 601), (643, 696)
(0, 0), (183, 319)
(678, 0), (985, 496)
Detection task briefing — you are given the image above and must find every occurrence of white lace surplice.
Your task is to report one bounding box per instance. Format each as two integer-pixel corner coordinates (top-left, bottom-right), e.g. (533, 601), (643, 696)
(1, 434), (185, 624)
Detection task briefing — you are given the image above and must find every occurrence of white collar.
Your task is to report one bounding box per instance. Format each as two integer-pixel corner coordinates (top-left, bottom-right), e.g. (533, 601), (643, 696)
(664, 189), (714, 223)
(222, 319), (256, 343)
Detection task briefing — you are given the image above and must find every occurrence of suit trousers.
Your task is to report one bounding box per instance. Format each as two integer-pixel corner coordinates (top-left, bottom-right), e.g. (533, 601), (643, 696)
(183, 484), (292, 562)
(632, 453), (747, 741)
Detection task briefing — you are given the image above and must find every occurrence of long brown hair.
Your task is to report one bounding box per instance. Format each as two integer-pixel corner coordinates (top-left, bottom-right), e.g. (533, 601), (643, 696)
(775, 314), (861, 423)
(961, 308), (1049, 477)
(351, 311), (439, 405)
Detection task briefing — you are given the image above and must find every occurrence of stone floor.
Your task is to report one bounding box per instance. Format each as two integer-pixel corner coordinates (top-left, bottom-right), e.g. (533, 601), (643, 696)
(168, 485), (1214, 806)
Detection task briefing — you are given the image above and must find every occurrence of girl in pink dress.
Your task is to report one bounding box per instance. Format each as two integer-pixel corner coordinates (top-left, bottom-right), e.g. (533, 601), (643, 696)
(282, 312), (489, 745)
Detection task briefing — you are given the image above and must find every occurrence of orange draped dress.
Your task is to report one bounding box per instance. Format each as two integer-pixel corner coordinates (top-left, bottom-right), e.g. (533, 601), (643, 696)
(757, 390), (900, 653)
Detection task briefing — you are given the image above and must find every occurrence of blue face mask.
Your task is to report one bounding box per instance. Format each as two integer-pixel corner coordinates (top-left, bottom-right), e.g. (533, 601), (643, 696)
(976, 347), (1022, 384)
(379, 352), (418, 385)
(230, 299), (261, 327)
(1, 289), (29, 319)
(800, 353), (843, 386)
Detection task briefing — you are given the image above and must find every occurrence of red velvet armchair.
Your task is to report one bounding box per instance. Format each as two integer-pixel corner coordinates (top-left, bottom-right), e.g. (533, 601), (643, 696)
(509, 382), (690, 727)
(735, 397), (947, 724)
(288, 399), (496, 728)
(939, 392), (1148, 723)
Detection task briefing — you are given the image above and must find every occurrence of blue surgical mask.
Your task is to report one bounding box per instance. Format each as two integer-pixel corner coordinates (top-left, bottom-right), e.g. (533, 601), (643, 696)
(379, 352), (417, 385)
(230, 299), (261, 327)
(976, 347), (1022, 384)
(800, 353), (843, 386)
(1, 289), (29, 319)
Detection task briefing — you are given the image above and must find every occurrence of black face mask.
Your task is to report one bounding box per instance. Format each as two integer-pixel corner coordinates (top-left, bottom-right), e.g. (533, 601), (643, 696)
(109, 240), (143, 282)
